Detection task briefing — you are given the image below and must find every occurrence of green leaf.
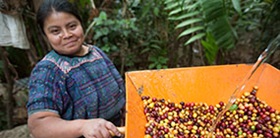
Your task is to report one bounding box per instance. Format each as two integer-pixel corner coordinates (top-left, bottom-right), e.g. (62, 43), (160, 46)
(165, 1), (181, 10)
(230, 104), (238, 111)
(93, 31), (102, 40)
(231, 0), (242, 15)
(184, 33), (205, 45)
(156, 64), (161, 69)
(201, 32), (219, 64)
(93, 28), (109, 40)
(140, 11), (149, 21)
(216, 32), (234, 48)
(201, 0), (225, 22)
(149, 56), (157, 62)
(175, 18), (203, 29)
(162, 65), (168, 69)
(168, 11), (200, 21)
(168, 7), (185, 16)
(159, 57), (168, 64)
(165, 0), (191, 10)
(178, 26), (204, 38)
(164, 0), (175, 5)
(183, 1), (200, 12)
(149, 63), (156, 69)
(99, 11), (107, 20)
(150, 44), (161, 50)
(168, 2), (199, 16)
(95, 11), (108, 26)
(154, 7), (160, 16)
(101, 44), (111, 53)
(141, 48), (150, 54)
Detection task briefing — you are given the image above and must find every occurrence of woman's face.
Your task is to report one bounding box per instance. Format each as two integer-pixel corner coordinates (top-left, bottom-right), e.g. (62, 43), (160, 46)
(43, 11), (85, 56)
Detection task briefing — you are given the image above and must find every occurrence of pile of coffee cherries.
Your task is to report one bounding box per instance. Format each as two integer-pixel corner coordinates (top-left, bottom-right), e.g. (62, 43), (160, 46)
(141, 86), (280, 138)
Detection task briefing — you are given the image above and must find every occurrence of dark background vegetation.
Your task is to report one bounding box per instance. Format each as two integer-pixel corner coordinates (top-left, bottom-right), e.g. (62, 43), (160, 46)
(0, 0), (279, 131)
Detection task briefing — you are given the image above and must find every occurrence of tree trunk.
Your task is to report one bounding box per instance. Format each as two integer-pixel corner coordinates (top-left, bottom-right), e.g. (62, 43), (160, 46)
(0, 47), (14, 129)
(32, 0), (44, 12)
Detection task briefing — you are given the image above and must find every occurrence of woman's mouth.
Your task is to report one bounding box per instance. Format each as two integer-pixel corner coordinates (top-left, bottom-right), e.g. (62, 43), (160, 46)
(64, 39), (77, 47)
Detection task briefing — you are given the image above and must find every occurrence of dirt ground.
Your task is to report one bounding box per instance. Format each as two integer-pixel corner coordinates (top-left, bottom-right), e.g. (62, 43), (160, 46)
(0, 125), (31, 138)
(0, 83), (29, 138)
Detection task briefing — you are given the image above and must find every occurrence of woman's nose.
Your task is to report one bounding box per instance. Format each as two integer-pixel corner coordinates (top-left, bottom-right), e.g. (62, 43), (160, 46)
(61, 29), (72, 38)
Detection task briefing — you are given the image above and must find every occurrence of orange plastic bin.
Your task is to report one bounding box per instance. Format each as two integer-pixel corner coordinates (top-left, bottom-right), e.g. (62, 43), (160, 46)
(124, 63), (280, 138)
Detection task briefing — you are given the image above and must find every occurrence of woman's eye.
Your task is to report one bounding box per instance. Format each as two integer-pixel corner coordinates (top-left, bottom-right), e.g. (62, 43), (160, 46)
(69, 24), (77, 30)
(50, 29), (60, 35)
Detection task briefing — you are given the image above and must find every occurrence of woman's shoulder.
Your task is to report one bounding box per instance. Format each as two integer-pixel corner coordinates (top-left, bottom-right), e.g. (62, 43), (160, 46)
(84, 44), (107, 60)
(32, 50), (67, 74)
(37, 46), (104, 73)
(34, 52), (57, 67)
(87, 44), (110, 60)
(86, 44), (104, 54)
(30, 60), (63, 81)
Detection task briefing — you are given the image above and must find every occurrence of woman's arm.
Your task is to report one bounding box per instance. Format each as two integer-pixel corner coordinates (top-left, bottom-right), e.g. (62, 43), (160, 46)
(28, 111), (122, 138)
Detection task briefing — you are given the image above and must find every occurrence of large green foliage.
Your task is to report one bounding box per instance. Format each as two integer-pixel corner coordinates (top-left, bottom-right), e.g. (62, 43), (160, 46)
(164, 0), (237, 64)
(21, 0), (278, 71)
(84, 0), (172, 72)
(90, 11), (138, 53)
(164, 0), (280, 64)
(0, 0), (279, 80)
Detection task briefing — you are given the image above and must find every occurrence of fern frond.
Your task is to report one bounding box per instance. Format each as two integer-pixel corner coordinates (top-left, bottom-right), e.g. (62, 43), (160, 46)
(165, 0), (191, 10)
(185, 33), (205, 45)
(168, 11), (200, 21)
(168, 1), (200, 16)
(175, 18), (203, 29)
(231, 0), (242, 15)
(178, 26), (204, 38)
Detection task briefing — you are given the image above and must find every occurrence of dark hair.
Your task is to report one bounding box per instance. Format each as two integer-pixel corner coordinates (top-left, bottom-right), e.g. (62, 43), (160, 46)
(36, 0), (83, 34)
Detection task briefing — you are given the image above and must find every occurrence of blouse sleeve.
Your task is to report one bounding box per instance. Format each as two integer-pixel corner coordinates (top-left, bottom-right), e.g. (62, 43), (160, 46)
(26, 61), (66, 116)
(94, 46), (126, 94)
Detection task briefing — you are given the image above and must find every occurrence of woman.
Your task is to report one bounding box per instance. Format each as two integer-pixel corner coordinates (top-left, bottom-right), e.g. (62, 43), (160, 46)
(26, 0), (126, 137)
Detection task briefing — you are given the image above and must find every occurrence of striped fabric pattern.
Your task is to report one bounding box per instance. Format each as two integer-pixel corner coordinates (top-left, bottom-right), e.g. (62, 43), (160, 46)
(26, 45), (125, 124)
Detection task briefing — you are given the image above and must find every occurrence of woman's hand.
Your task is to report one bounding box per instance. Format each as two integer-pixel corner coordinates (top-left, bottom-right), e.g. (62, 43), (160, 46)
(81, 118), (122, 138)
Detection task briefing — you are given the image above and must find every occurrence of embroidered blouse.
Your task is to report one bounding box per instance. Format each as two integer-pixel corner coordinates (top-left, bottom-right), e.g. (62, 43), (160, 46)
(26, 45), (125, 125)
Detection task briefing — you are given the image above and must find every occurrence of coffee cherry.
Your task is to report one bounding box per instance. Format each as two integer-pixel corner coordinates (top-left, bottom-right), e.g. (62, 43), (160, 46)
(141, 86), (280, 137)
